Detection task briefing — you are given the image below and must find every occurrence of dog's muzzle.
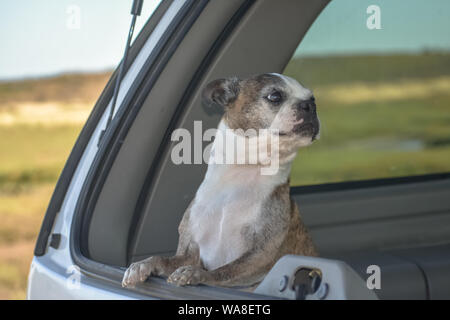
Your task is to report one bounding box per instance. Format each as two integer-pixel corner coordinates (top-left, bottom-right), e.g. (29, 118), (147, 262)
(294, 96), (319, 139)
(297, 96), (316, 114)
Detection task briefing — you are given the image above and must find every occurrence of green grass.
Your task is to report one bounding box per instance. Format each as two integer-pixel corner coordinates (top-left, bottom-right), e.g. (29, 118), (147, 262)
(291, 147), (450, 186)
(289, 92), (450, 185)
(0, 72), (111, 106)
(285, 52), (450, 87)
(0, 71), (104, 299)
(315, 96), (450, 146)
(0, 125), (82, 192)
(286, 53), (450, 185)
(0, 124), (82, 299)
(0, 183), (54, 299)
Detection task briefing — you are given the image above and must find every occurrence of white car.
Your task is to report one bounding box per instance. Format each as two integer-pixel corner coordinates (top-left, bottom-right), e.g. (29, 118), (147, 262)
(27, 0), (450, 300)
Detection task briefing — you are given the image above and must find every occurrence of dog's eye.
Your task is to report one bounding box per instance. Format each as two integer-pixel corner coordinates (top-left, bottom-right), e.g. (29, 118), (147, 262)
(266, 91), (282, 103)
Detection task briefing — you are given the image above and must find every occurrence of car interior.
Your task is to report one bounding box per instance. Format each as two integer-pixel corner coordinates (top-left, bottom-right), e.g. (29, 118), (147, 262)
(66, 0), (450, 299)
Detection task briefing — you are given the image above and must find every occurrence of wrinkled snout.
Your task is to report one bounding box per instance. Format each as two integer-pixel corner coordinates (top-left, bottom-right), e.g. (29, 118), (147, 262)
(297, 96), (316, 114)
(293, 96), (320, 139)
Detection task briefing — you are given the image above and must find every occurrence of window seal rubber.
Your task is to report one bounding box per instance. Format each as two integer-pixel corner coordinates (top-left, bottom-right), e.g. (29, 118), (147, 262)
(290, 172), (450, 195)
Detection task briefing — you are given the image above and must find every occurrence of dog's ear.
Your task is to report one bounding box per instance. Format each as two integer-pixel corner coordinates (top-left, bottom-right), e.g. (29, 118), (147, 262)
(202, 77), (240, 110)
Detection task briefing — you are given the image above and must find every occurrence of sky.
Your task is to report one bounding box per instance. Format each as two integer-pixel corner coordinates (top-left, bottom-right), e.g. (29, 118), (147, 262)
(296, 0), (450, 56)
(0, 0), (449, 80)
(0, 0), (161, 80)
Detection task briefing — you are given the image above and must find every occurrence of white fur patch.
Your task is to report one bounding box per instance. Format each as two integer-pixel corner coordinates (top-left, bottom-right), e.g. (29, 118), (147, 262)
(188, 121), (292, 270)
(269, 73), (313, 101)
(266, 73), (314, 134)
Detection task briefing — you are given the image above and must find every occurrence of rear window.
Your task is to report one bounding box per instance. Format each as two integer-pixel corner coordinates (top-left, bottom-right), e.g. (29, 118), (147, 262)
(284, 0), (450, 186)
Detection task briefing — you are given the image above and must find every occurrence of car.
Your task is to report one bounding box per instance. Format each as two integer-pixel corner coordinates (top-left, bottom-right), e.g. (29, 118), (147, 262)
(27, 0), (450, 300)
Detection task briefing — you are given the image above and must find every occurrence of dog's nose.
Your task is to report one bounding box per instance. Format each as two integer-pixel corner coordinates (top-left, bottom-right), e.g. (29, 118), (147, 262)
(298, 97), (316, 113)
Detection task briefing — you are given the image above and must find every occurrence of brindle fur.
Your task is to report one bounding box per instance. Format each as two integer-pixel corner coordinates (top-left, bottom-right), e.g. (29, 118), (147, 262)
(122, 183), (317, 288)
(122, 74), (318, 289)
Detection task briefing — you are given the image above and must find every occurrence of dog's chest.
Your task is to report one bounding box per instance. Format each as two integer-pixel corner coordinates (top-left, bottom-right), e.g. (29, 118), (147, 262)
(189, 179), (270, 271)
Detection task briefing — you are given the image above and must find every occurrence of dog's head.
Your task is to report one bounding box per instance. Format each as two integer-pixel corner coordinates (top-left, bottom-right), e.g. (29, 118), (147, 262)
(202, 73), (320, 145)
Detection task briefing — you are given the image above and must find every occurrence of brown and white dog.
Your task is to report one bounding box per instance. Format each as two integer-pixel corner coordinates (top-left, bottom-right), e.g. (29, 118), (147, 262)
(122, 73), (319, 289)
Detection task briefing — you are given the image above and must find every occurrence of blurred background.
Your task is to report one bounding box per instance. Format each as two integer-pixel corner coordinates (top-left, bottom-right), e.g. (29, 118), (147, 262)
(0, 0), (161, 299)
(285, 0), (450, 185)
(0, 0), (449, 299)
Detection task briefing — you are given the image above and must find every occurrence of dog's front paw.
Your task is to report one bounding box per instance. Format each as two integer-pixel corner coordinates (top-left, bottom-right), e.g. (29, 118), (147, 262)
(167, 265), (207, 286)
(122, 257), (158, 288)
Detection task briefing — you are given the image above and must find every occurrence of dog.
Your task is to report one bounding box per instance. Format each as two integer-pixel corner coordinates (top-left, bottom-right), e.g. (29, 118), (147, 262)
(122, 73), (319, 289)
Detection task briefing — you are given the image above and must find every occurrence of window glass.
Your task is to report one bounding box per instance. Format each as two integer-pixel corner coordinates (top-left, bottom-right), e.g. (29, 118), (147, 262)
(285, 0), (450, 186)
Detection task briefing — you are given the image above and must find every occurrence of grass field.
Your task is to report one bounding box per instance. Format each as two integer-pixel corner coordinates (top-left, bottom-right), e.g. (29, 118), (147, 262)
(0, 53), (449, 299)
(286, 53), (450, 185)
(0, 72), (111, 299)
